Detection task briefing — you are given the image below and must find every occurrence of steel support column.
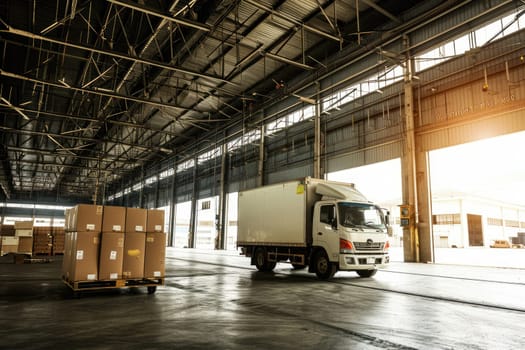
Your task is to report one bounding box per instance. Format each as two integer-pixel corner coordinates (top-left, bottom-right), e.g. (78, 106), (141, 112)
(416, 150), (434, 263)
(313, 83), (322, 179)
(401, 49), (419, 262)
(216, 143), (228, 250)
(168, 161), (177, 247)
(188, 157), (198, 248)
(402, 37), (434, 263)
(257, 124), (265, 187)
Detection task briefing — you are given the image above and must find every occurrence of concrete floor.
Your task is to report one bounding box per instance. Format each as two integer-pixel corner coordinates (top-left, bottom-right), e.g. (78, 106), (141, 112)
(1, 248), (525, 349)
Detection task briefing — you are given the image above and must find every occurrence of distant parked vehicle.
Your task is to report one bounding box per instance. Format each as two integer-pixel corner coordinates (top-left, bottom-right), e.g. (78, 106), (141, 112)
(490, 240), (511, 248)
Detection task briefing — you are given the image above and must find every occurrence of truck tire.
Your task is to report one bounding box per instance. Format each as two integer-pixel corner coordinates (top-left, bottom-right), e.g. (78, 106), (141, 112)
(254, 247), (275, 272)
(356, 269), (377, 278)
(313, 250), (336, 280)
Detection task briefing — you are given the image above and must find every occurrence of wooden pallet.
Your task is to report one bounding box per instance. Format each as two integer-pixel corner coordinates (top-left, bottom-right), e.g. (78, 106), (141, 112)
(63, 277), (164, 294)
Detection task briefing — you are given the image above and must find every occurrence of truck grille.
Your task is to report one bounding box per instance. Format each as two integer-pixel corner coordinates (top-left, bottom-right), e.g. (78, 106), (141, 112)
(354, 242), (384, 251)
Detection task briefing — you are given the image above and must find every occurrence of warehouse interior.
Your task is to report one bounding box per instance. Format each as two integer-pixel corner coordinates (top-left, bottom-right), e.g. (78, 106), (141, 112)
(1, 0), (525, 348)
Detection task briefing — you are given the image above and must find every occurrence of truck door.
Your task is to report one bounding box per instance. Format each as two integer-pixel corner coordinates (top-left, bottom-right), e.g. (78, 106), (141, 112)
(314, 203), (340, 262)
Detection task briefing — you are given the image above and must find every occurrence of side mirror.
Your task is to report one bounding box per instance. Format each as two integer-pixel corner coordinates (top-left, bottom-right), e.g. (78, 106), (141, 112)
(383, 209), (391, 225)
(331, 218), (338, 230)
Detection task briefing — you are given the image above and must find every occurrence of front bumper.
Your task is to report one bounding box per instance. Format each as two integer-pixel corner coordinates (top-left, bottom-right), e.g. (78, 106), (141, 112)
(338, 253), (390, 270)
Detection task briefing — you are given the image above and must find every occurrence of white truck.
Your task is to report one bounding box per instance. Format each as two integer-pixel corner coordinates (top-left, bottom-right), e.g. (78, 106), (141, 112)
(237, 177), (391, 279)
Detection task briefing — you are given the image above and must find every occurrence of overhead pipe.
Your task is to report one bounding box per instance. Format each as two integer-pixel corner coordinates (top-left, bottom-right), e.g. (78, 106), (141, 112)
(262, 51), (314, 70)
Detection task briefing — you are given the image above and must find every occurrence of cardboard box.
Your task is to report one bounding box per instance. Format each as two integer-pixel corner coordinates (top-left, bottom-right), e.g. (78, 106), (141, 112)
(15, 229), (33, 237)
(17, 236), (33, 254)
(14, 221), (33, 230)
(72, 205), (103, 232)
(147, 209), (165, 233)
(0, 225), (15, 236)
(98, 232), (125, 280)
(125, 208), (147, 233)
(102, 206), (126, 233)
(122, 232), (146, 279)
(1, 236), (19, 255)
(69, 232), (100, 282)
(62, 232), (74, 279)
(64, 208), (72, 232)
(144, 232), (166, 278)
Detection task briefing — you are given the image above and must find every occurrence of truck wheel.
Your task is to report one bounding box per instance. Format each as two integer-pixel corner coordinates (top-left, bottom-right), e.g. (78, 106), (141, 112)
(254, 247), (275, 272)
(254, 247), (266, 271)
(254, 248), (276, 272)
(356, 269), (377, 278)
(314, 251), (336, 280)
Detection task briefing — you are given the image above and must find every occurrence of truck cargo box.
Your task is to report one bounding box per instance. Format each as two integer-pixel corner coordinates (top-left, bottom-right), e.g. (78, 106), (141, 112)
(237, 179), (322, 246)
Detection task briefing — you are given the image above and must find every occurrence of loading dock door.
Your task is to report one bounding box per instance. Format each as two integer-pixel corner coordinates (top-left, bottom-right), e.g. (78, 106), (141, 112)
(467, 214), (483, 246)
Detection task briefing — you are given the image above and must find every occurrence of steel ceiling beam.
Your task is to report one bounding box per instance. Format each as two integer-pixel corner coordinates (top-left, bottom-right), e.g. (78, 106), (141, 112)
(0, 125), (164, 153)
(6, 145), (130, 164)
(0, 69), (205, 114)
(359, 0), (401, 24)
(9, 159), (130, 174)
(243, 0), (342, 43)
(107, 0), (211, 32)
(2, 25), (235, 86)
(0, 103), (222, 135)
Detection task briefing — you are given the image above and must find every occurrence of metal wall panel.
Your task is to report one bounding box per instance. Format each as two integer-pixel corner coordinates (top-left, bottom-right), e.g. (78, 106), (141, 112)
(327, 140), (402, 173)
(418, 109), (525, 152)
(267, 164), (312, 184)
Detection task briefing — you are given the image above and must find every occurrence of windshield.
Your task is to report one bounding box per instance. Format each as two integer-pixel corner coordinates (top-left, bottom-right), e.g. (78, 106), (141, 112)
(338, 202), (386, 230)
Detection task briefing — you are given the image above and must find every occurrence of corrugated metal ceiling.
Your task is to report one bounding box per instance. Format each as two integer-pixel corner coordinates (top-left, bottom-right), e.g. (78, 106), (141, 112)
(0, 0), (467, 201)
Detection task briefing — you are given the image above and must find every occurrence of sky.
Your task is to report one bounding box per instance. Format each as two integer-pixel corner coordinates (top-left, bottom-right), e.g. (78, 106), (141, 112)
(327, 130), (525, 209)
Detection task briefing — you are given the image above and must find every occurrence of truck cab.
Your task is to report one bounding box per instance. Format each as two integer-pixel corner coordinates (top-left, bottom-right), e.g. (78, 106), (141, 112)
(311, 199), (390, 279)
(307, 181), (390, 279)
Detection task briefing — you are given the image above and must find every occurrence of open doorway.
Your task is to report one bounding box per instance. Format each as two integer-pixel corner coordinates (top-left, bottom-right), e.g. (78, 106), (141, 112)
(429, 130), (525, 267)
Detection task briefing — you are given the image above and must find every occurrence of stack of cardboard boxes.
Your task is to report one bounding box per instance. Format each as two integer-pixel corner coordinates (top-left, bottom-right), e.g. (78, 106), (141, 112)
(1, 236), (19, 256)
(0, 221), (33, 256)
(145, 210), (166, 279)
(62, 205), (166, 283)
(63, 205), (104, 282)
(15, 221), (34, 255)
(1, 224), (67, 257)
(50, 227), (66, 254)
(33, 228), (53, 255)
